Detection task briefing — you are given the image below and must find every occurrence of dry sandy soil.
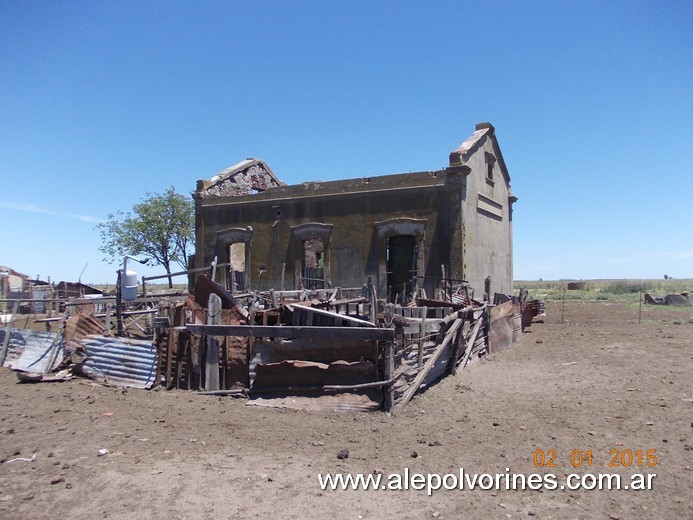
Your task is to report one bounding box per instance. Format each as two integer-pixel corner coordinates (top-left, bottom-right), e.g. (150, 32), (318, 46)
(0, 301), (691, 519)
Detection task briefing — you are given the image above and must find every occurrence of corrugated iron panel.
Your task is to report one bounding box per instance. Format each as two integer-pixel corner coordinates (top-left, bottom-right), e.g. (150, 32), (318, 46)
(253, 338), (378, 364)
(81, 335), (157, 389)
(489, 300), (515, 354)
(253, 359), (376, 390)
(64, 314), (104, 352)
(0, 329), (63, 373)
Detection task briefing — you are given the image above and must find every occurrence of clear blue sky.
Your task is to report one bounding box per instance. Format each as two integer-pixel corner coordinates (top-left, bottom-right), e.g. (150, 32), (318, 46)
(1, 0), (691, 285)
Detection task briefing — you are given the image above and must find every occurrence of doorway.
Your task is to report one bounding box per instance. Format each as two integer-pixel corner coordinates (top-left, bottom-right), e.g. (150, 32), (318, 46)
(228, 242), (246, 293)
(386, 235), (417, 303)
(302, 238), (325, 289)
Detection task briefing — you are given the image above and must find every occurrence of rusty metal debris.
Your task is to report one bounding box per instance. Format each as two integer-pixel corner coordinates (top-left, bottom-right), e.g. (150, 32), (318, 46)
(2, 278), (535, 412)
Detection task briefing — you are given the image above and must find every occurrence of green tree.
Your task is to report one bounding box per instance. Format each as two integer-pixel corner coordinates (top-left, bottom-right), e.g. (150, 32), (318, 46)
(97, 187), (194, 288)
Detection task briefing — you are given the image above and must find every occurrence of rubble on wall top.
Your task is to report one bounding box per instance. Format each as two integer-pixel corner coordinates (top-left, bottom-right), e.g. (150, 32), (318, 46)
(197, 158), (285, 198)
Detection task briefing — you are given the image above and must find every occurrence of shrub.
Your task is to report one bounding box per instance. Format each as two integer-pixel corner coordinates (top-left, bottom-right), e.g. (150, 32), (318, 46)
(602, 282), (652, 294)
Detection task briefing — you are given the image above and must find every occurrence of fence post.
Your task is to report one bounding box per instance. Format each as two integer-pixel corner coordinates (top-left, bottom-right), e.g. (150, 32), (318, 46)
(205, 293), (221, 391)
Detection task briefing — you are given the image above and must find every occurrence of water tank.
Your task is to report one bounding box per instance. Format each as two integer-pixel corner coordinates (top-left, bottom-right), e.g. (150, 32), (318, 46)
(121, 269), (139, 301)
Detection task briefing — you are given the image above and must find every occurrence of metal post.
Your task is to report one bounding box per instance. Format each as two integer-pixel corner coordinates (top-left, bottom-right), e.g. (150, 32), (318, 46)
(205, 293), (222, 391)
(116, 270), (124, 337)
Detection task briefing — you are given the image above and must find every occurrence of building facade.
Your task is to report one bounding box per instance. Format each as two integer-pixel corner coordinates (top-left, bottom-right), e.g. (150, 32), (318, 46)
(193, 123), (516, 301)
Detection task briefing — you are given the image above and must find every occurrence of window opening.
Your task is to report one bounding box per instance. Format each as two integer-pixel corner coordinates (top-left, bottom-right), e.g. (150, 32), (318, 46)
(302, 238), (325, 289)
(485, 152), (496, 182)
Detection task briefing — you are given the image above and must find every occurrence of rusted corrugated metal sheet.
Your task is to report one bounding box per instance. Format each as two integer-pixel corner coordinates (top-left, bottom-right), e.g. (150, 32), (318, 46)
(80, 335), (157, 389)
(521, 300), (545, 329)
(253, 338), (377, 364)
(0, 329), (63, 373)
(489, 300), (518, 354)
(253, 359), (376, 390)
(64, 314), (104, 353)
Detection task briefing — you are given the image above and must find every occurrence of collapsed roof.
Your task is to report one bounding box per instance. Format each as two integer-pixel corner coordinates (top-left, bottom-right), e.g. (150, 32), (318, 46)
(196, 158), (285, 198)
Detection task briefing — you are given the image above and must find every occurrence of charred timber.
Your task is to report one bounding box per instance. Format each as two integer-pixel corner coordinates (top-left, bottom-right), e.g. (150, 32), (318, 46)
(182, 324), (395, 341)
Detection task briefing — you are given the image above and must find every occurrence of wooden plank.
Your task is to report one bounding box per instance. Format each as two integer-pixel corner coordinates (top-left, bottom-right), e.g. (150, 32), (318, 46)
(395, 317), (463, 413)
(104, 308), (111, 336)
(457, 317), (483, 370)
(417, 306), (427, 368)
(205, 293), (221, 391)
(165, 327), (174, 388)
(368, 277), (376, 324)
(449, 312), (467, 375)
(154, 330), (163, 388)
(184, 324), (396, 341)
(383, 341), (395, 412)
(286, 304), (376, 327)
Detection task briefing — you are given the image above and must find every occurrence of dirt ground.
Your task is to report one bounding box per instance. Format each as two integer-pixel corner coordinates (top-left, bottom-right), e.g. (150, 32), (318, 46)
(1, 301), (691, 519)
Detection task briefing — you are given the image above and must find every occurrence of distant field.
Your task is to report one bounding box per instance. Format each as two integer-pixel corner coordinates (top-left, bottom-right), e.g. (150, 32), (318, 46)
(90, 279), (693, 304)
(92, 283), (189, 294)
(515, 278), (693, 303)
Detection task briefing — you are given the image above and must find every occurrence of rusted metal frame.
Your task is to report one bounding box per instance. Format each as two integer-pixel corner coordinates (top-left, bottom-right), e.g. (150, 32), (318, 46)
(122, 310), (151, 334)
(34, 309), (158, 324)
(183, 325), (395, 341)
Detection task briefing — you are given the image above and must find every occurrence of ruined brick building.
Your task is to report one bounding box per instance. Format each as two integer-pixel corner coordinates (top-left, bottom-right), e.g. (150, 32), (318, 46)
(192, 122), (516, 301)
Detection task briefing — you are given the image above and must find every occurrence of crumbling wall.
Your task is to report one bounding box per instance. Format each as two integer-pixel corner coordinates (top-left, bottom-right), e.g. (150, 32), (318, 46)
(201, 163), (281, 197)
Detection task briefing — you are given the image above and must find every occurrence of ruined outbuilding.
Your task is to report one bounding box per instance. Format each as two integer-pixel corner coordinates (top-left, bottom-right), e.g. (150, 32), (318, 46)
(193, 123), (516, 301)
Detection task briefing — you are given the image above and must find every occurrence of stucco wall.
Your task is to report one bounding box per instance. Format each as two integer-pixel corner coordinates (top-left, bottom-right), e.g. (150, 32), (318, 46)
(459, 136), (514, 296)
(196, 170), (466, 297)
(194, 125), (515, 299)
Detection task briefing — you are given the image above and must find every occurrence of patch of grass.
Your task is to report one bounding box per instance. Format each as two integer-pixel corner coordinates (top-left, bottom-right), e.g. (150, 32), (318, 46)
(601, 281), (652, 294)
(515, 278), (692, 303)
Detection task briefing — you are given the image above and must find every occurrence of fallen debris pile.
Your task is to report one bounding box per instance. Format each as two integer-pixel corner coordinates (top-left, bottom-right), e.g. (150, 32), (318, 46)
(644, 292), (692, 306)
(1, 275), (538, 413)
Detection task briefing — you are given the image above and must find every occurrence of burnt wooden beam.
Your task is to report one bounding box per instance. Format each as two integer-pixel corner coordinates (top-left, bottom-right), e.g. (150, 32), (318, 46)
(182, 324), (395, 341)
